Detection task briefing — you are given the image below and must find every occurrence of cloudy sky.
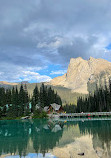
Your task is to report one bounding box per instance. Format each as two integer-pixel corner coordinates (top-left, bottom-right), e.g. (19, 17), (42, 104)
(0, 0), (111, 83)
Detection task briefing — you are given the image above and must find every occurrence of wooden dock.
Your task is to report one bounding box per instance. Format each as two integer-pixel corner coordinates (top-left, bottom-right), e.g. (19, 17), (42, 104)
(57, 118), (111, 122)
(59, 112), (111, 118)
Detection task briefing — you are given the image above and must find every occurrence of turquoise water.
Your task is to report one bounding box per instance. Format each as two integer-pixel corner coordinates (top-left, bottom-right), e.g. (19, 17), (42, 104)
(0, 118), (111, 158)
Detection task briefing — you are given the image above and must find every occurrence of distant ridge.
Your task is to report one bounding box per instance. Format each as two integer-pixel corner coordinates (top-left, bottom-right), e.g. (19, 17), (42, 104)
(49, 57), (111, 94)
(0, 81), (18, 86)
(0, 81), (29, 86)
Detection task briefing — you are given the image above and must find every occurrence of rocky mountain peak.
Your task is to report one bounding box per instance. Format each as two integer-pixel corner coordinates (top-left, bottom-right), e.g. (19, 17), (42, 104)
(70, 57), (84, 64)
(88, 56), (95, 61)
(49, 57), (111, 94)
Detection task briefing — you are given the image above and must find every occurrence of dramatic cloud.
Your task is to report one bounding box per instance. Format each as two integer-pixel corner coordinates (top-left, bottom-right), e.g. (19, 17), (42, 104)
(0, 0), (111, 82)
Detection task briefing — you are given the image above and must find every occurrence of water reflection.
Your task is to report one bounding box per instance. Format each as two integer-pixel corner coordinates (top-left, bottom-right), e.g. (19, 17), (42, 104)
(78, 120), (111, 157)
(0, 119), (63, 157)
(5, 153), (57, 158)
(0, 119), (111, 157)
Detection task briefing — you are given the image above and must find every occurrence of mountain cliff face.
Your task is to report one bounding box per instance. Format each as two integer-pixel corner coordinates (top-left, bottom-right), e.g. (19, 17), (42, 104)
(49, 57), (111, 94)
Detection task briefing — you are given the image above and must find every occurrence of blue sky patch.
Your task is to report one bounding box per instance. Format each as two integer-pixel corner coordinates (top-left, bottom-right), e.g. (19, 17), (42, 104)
(106, 43), (111, 50)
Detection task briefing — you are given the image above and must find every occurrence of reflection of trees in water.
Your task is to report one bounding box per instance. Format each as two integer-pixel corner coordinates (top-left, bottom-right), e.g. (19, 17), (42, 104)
(1, 119), (111, 157)
(31, 120), (63, 155)
(0, 119), (63, 156)
(78, 120), (111, 155)
(62, 120), (111, 156)
(63, 120), (111, 157)
(0, 120), (31, 157)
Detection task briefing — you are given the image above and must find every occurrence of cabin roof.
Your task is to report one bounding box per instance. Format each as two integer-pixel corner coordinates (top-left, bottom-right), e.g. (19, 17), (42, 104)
(52, 125), (62, 132)
(50, 103), (61, 111)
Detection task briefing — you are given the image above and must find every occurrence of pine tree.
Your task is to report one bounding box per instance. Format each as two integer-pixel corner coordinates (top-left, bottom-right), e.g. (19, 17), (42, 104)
(2, 105), (7, 116)
(0, 87), (6, 107)
(108, 79), (111, 110)
(0, 108), (2, 118)
(24, 84), (29, 104)
(47, 87), (53, 105)
(6, 89), (12, 105)
(15, 86), (19, 105)
(32, 84), (39, 112)
(19, 84), (25, 116)
(24, 84), (29, 115)
(40, 83), (48, 108)
(12, 87), (16, 105)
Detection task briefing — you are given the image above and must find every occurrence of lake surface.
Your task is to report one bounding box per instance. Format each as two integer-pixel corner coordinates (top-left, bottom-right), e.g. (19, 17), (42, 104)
(0, 118), (111, 158)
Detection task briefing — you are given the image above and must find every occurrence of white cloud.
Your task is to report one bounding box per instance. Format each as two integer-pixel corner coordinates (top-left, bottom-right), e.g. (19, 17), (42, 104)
(50, 70), (67, 75)
(0, 64), (51, 83)
(22, 70), (52, 82)
(27, 67), (44, 71)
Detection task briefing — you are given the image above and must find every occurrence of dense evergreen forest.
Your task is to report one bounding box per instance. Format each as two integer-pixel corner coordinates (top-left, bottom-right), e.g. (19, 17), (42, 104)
(64, 79), (111, 113)
(77, 79), (111, 112)
(1, 79), (111, 118)
(0, 83), (62, 119)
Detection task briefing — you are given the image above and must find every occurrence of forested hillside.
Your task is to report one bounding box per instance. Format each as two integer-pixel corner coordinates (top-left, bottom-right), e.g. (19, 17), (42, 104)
(0, 84), (62, 119)
(16, 83), (84, 105)
(64, 79), (111, 113)
(77, 79), (111, 112)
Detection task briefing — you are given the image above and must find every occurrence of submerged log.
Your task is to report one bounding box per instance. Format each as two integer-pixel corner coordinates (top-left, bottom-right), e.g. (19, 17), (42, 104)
(78, 152), (84, 156)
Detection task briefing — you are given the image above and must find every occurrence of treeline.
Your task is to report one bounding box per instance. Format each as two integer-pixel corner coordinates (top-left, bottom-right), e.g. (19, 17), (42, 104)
(0, 85), (29, 118)
(64, 104), (76, 113)
(0, 83), (62, 119)
(76, 79), (111, 112)
(64, 79), (111, 113)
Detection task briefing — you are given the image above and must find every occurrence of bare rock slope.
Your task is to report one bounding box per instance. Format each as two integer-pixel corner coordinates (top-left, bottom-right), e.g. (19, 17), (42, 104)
(49, 57), (111, 94)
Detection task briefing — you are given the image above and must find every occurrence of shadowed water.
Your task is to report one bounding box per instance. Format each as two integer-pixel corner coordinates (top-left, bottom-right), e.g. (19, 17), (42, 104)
(0, 118), (111, 158)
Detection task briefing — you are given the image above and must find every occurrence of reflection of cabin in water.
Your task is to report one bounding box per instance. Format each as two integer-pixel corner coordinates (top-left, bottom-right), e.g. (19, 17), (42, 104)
(44, 103), (63, 114)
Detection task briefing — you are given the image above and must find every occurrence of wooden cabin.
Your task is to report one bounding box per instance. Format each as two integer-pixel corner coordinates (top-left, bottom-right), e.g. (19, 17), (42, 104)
(44, 103), (63, 114)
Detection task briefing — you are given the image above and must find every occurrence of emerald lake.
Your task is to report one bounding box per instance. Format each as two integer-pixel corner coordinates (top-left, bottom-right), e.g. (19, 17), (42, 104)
(0, 119), (111, 158)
